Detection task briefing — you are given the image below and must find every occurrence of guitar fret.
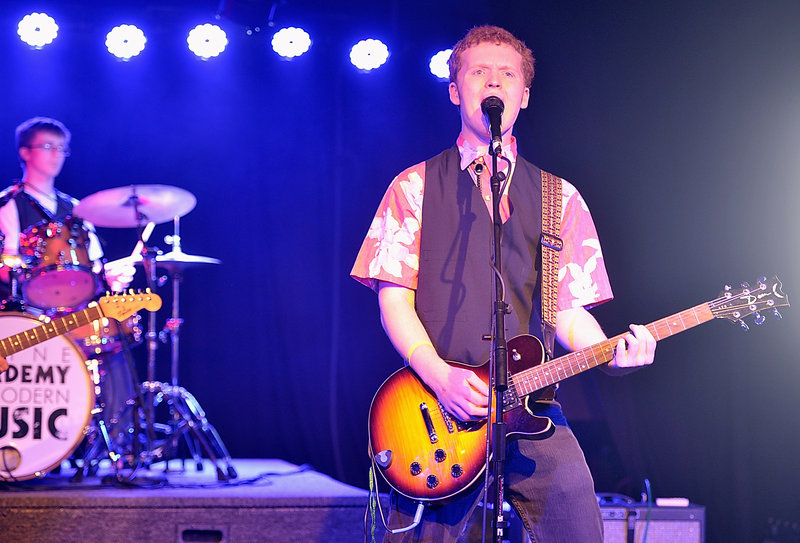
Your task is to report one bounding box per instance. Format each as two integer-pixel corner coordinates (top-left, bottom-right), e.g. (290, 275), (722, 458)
(23, 329), (37, 347)
(576, 351), (589, 371)
(0, 337), (10, 357)
(553, 358), (567, 380)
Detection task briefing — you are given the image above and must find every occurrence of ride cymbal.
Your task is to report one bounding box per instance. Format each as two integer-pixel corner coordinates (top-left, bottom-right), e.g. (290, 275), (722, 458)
(74, 185), (196, 228)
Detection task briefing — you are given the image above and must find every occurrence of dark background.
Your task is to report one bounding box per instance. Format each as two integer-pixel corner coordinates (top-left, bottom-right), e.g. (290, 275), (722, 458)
(1, 1), (798, 541)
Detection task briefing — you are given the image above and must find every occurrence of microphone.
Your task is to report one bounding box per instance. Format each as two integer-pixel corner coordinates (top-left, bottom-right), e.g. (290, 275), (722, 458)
(481, 96), (504, 155)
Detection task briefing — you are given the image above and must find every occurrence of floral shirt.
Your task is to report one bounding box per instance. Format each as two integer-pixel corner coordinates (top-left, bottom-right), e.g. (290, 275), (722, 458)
(351, 138), (613, 311)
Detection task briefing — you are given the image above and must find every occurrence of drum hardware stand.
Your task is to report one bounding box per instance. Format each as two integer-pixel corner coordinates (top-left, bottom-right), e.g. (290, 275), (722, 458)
(140, 216), (237, 480)
(0, 256), (29, 313)
(71, 332), (150, 483)
(140, 380), (236, 480)
(70, 363), (126, 482)
(71, 185), (233, 480)
(163, 216), (185, 387)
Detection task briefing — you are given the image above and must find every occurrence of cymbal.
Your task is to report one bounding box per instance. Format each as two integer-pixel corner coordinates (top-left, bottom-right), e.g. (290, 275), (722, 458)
(151, 250), (221, 270)
(74, 185), (197, 228)
(107, 250), (221, 271)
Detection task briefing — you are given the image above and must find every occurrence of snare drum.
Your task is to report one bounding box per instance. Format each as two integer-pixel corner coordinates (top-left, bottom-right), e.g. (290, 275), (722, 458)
(0, 313), (93, 480)
(19, 216), (100, 311)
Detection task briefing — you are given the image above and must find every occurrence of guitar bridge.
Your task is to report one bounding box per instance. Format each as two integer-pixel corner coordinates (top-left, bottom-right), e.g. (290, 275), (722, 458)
(502, 378), (522, 412)
(438, 402), (456, 434)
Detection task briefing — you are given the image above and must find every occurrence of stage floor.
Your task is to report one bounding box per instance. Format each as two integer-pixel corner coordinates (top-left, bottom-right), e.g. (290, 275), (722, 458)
(0, 458), (383, 543)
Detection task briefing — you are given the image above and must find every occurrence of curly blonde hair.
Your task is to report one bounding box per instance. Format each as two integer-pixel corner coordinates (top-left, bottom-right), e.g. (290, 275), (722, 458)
(448, 25), (535, 88)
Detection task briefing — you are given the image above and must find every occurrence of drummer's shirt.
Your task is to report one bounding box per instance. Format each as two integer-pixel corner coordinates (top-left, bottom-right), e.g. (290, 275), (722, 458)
(0, 188), (104, 272)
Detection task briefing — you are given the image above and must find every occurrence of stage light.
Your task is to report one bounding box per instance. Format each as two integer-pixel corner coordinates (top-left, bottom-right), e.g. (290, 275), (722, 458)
(105, 24), (146, 60)
(349, 39), (389, 71)
(271, 27), (311, 59)
(429, 49), (452, 80)
(17, 12), (58, 48)
(187, 24), (228, 59)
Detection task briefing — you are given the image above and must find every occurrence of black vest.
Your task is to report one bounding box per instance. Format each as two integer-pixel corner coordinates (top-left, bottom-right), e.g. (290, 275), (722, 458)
(416, 147), (544, 366)
(14, 190), (75, 231)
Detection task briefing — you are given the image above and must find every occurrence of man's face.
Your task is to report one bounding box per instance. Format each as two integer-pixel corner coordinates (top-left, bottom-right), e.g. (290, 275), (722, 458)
(19, 130), (68, 180)
(449, 42), (530, 148)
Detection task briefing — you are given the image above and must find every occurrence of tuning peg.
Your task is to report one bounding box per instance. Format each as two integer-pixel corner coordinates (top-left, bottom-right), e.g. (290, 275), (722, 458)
(740, 281), (751, 291)
(773, 309), (783, 320)
(738, 320), (750, 331)
(758, 276), (767, 284)
(724, 284), (732, 292)
(754, 312), (766, 326)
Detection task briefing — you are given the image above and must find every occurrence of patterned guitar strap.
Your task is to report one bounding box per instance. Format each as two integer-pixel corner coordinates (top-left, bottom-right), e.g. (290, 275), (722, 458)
(540, 169), (563, 362)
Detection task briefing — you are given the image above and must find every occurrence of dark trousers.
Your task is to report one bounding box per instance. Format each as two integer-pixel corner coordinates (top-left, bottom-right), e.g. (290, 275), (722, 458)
(384, 425), (603, 543)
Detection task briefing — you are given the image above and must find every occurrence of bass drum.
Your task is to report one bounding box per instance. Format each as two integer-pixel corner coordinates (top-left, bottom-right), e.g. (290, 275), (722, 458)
(0, 313), (93, 480)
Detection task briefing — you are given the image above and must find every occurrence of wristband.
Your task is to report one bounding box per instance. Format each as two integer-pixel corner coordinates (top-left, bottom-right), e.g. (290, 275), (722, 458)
(406, 341), (433, 363)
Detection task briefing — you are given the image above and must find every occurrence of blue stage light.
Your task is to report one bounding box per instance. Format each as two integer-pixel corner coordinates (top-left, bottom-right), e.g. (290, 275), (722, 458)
(271, 27), (311, 59)
(17, 12), (58, 48)
(349, 39), (389, 71)
(105, 24), (147, 60)
(429, 49), (452, 80)
(187, 24), (228, 59)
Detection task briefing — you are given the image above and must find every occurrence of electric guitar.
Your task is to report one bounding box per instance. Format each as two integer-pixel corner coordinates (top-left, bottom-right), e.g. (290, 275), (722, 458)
(0, 290), (162, 373)
(368, 277), (789, 502)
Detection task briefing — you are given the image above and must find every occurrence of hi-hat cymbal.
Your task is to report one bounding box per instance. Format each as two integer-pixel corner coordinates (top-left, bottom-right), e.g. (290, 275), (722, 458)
(74, 185), (196, 228)
(150, 250), (221, 270)
(106, 250), (221, 272)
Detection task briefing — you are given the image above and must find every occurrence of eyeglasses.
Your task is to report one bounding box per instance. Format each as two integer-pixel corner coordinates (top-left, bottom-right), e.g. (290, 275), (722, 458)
(28, 143), (71, 157)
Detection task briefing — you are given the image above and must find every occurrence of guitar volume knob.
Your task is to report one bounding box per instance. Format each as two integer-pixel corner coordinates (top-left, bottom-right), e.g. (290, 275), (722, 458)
(451, 464), (463, 478)
(434, 449), (446, 463)
(410, 462), (422, 476)
(426, 475), (439, 489)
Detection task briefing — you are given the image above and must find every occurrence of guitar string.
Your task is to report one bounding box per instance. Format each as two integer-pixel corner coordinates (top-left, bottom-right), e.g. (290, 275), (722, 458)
(422, 284), (779, 421)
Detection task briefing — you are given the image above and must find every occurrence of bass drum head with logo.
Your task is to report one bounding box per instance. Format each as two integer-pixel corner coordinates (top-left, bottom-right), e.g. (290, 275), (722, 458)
(0, 312), (92, 480)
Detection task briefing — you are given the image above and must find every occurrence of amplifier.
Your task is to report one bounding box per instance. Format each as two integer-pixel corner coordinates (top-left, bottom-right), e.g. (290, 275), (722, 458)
(601, 504), (705, 543)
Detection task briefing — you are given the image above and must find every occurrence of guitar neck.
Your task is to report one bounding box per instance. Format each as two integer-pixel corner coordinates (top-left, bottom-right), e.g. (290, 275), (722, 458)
(0, 305), (106, 358)
(513, 302), (715, 396)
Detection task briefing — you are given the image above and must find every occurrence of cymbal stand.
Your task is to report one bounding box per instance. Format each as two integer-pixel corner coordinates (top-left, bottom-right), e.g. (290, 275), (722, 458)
(166, 215), (183, 387)
(129, 191), (160, 464)
(141, 216), (236, 480)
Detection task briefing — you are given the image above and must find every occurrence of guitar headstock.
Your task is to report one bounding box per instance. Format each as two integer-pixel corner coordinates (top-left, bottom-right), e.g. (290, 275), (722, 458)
(710, 276), (789, 330)
(97, 290), (162, 321)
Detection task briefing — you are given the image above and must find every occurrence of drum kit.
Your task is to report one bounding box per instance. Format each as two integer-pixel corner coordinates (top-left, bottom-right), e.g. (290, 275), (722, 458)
(0, 184), (235, 483)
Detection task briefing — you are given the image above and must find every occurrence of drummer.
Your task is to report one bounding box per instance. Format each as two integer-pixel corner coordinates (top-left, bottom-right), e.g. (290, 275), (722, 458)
(0, 117), (134, 304)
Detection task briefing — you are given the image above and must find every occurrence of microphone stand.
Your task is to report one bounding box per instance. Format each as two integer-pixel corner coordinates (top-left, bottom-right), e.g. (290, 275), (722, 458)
(487, 145), (510, 543)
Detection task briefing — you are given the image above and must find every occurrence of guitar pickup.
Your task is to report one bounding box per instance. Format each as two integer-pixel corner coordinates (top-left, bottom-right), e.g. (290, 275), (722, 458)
(419, 403), (438, 443)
